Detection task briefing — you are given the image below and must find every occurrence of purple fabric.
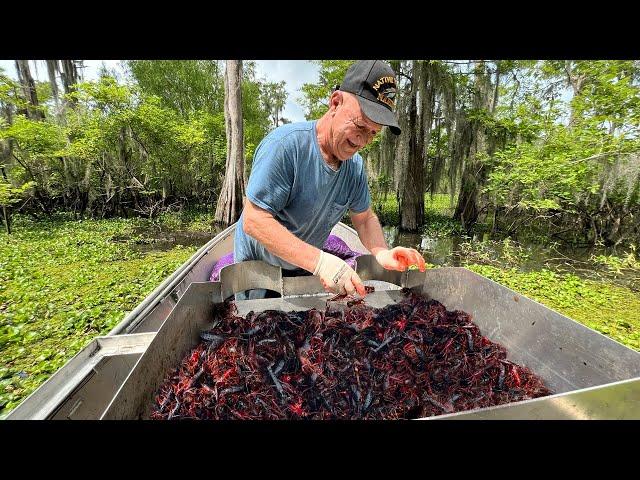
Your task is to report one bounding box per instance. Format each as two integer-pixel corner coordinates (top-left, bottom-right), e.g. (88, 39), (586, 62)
(209, 234), (362, 282)
(210, 252), (235, 282)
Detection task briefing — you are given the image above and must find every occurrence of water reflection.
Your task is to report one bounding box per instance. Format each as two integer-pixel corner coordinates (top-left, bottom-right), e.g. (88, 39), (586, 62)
(382, 226), (638, 291)
(114, 224), (224, 252)
(383, 226), (460, 266)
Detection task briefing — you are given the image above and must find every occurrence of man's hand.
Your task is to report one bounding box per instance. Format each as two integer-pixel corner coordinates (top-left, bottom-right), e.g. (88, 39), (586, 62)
(375, 247), (426, 272)
(313, 251), (366, 296)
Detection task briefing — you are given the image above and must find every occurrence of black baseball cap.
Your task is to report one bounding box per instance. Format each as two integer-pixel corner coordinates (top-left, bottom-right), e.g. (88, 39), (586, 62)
(337, 60), (401, 135)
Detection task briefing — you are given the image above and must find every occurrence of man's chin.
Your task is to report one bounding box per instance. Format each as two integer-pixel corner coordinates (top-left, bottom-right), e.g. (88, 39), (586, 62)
(338, 151), (358, 161)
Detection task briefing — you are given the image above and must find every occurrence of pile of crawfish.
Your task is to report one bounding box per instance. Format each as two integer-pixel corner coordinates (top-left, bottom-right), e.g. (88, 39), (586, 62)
(150, 289), (552, 420)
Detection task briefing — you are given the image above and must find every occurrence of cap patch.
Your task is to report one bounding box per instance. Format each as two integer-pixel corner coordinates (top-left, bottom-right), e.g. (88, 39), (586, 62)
(371, 76), (397, 109)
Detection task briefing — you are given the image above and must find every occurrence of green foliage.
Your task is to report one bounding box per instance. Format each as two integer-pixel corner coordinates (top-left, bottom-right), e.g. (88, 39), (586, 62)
(300, 60), (354, 120)
(0, 115), (65, 160)
(69, 76), (134, 111)
(458, 237), (531, 268)
(369, 173), (392, 200)
(0, 179), (35, 207)
(422, 214), (464, 238)
(0, 70), (48, 117)
(590, 245), (639, 275)
(127, 60), (224, 116)
(0, 61), (275, 219)
(421, 194), (464, 238)
(425, 193), (456, 216)
(128, 59), (271, 165)
(260, 80), (288, 129)
(486, 61), (640, 223)
(0, 215), (200, 415)
(372, 195), (399, 226)
(467, 264), (640, 351)
(360, 133), (382, 158)
(0, 70), (20, 105)
(241, 69), (272, 165)
(154, 206), (219, 233)
(57, 76), (231, 210)
(485, 130), (579, 210)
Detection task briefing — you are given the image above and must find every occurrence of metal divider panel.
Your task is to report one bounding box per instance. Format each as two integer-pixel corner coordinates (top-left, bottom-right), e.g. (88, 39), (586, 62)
(100, 282), (220, 420)
(219, 260), (283, 299)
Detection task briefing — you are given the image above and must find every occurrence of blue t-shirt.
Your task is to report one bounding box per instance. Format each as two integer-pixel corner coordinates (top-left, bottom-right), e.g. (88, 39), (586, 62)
(234, 120), (370, 270)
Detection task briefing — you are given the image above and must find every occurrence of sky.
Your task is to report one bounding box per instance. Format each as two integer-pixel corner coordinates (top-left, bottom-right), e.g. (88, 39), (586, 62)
(0, 59), (320, 123)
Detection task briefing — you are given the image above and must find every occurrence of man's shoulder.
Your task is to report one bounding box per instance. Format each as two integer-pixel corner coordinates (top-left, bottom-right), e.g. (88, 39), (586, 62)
(348, 152), (365, 171)
(350, 151), (364, 164)
(264, 121), (315, 144)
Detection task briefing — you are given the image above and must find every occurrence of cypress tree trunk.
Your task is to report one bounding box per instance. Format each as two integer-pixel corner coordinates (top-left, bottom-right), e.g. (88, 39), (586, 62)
(15, 60), (44, 120)
(215, 60), (245, 226)
(398, 60), (424, 231)
(46, 60), (60, 107)
(564, 61), (586, 129)
(454, 61), (494, 229)
(60, 60), (80, 107)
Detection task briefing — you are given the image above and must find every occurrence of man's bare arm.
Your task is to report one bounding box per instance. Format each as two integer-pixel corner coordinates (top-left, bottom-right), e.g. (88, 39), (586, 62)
(350, 207), (388, 256)
(351, 207), (426, 271)
(242, 198), (321, 272)
(243, 198), (367, 295)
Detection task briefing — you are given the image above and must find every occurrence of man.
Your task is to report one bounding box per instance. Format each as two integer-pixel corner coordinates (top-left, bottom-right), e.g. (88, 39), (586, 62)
(234, 60), (426, 299)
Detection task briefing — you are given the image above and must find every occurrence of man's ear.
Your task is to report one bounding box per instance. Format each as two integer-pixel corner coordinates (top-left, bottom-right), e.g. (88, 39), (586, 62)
(329, 90), (343, 114)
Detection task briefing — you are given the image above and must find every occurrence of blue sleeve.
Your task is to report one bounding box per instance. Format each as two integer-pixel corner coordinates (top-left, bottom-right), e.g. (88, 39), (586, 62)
(349, 156), (371, 214)
(245, 139), (293, 215)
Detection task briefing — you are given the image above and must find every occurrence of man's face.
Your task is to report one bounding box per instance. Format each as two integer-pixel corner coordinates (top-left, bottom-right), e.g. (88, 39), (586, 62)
(332, 94), (382, 161)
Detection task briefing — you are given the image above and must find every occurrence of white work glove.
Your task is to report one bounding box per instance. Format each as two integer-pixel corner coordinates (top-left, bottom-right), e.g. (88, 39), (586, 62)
(313, 251), (366, 296)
